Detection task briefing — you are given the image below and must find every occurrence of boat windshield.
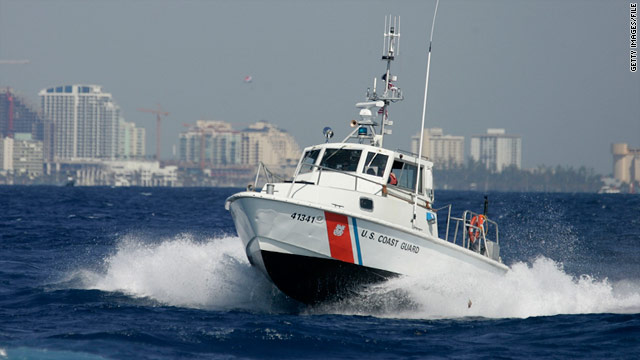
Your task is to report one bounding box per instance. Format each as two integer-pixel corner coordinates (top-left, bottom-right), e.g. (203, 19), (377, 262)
(390, 160), (423, 193)
(362, 152), (389, 177)
(319, 148), (362, 172)
(299, 149), (321, 173)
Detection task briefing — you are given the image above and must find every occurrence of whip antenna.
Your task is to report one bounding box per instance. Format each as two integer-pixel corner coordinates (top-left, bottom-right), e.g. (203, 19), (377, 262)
(413, 0), (440, 227)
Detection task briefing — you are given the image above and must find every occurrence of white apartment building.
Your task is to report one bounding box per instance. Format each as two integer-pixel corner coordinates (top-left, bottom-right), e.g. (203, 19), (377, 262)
(470, 128), (522, 172)
(241, 121), (300, 168)
(12, 133), (44, 176)
(39, 85), (120, 161)
(0, 137), (13, 172)
(411, 128), (465, 169)
(118, 119), (146, 159)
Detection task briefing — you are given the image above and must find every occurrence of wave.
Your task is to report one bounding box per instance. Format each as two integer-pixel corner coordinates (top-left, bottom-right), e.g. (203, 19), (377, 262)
(323, 257), (640, 319)
(70, 234), (296, 313)
(69, 235), (640, 319)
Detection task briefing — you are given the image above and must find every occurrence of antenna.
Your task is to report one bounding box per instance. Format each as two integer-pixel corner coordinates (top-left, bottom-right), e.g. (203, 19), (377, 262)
(382, 15), (400, 60)
(377, 15), (403, 146)
(413, 0), (440, 228)
(343, 15), (403, 147)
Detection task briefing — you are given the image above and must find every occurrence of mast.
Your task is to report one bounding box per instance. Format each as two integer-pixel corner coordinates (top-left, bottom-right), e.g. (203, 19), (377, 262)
(378, 15), (403, 147)
(343, 15), (403, 147)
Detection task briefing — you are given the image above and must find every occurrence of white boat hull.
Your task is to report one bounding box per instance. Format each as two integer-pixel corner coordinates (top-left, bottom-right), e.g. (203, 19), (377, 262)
(226, 192), (508, 304)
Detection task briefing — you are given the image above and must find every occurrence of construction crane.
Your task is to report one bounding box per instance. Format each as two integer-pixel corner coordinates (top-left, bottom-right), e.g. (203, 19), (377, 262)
(137, 105), (169, 161)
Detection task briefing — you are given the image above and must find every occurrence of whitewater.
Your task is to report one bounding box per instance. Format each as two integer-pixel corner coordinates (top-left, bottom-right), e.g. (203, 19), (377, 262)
(71, 234), (640, 319)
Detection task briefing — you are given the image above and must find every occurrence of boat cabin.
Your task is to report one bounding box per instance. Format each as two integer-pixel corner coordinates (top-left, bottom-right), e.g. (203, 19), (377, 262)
(292, 143), (434, 205)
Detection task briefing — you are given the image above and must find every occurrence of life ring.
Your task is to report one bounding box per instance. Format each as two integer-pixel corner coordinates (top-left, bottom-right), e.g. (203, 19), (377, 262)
(468, 215), (485, 244)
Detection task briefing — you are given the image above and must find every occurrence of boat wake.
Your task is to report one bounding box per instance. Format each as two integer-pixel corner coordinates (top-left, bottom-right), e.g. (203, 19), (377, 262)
(69, 235), (640, 319)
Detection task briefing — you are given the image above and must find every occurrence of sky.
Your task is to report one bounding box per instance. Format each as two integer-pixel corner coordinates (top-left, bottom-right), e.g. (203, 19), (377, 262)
(1, 0), (638, 174)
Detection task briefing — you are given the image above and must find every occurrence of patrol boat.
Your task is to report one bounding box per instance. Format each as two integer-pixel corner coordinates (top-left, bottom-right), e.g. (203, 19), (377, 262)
(225, 14), (509, 304)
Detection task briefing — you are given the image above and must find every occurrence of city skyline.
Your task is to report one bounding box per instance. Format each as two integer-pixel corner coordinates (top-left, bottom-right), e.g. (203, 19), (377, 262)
(0, 84), (630, 176)
(1, 0), (638, 174)
(0, 87), (633, 189)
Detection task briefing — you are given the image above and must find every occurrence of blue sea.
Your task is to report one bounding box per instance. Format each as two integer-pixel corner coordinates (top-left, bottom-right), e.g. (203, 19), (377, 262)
(1, 186), (639, 359)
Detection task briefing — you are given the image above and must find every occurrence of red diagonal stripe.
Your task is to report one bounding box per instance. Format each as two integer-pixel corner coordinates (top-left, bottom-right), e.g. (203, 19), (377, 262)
(324, 211), (354, 263)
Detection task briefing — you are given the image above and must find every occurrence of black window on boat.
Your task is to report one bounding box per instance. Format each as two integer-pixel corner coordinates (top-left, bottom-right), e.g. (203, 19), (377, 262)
(390, 160), (423, 193)
(320, 148), (362, 172)
(362, 152), (389, 177)
(299, 149), (321, 173)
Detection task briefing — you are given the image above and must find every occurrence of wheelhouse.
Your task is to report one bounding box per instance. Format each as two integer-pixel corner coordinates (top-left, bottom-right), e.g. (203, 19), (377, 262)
(293, 143), (434, 203)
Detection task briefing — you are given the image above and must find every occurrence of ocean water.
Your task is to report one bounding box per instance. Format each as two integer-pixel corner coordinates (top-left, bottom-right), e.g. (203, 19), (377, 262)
(1, 186), (639, 359)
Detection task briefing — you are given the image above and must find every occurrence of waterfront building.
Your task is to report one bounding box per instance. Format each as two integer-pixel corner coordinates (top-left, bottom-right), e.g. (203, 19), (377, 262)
(50, 159), (177, 187)
(411, 128), (464, 169)
(104, 161), (177, 187)
(240, 121), (300, 169)
(180, 120), (242, 166)
(12, 133), (43, 177)
(0, 136), (13, 172)
(118, 119), (146, 159)
(39, 85), (120, 161)
(470, 129), (521, 172)
(179, 120), (300, 171)
(612, 143), (640, 184)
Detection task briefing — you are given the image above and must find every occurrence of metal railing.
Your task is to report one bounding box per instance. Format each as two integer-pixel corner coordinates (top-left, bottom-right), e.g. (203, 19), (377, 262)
(249, 162), (287, 191)
(434, 204), (453, 242)
(441, 208), (500, 258)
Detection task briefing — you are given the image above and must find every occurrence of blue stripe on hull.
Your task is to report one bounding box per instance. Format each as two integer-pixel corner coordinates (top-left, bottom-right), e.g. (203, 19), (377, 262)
(351, 217), (363, 265)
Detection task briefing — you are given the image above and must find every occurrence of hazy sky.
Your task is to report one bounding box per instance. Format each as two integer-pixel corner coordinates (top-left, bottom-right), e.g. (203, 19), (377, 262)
(1, 0), (638, 174)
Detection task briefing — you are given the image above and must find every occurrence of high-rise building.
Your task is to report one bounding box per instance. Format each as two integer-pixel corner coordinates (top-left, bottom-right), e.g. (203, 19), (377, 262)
(411, 128), (464, 169)
(180, 120), (242, 166)
(0, 88), (54, 161)
(470, 128), (521, 172)
(241, 121), (300, 168)
(612, 143), (640, 184)
(39, 85), (120, 161)
(118, 119), (146, 159)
